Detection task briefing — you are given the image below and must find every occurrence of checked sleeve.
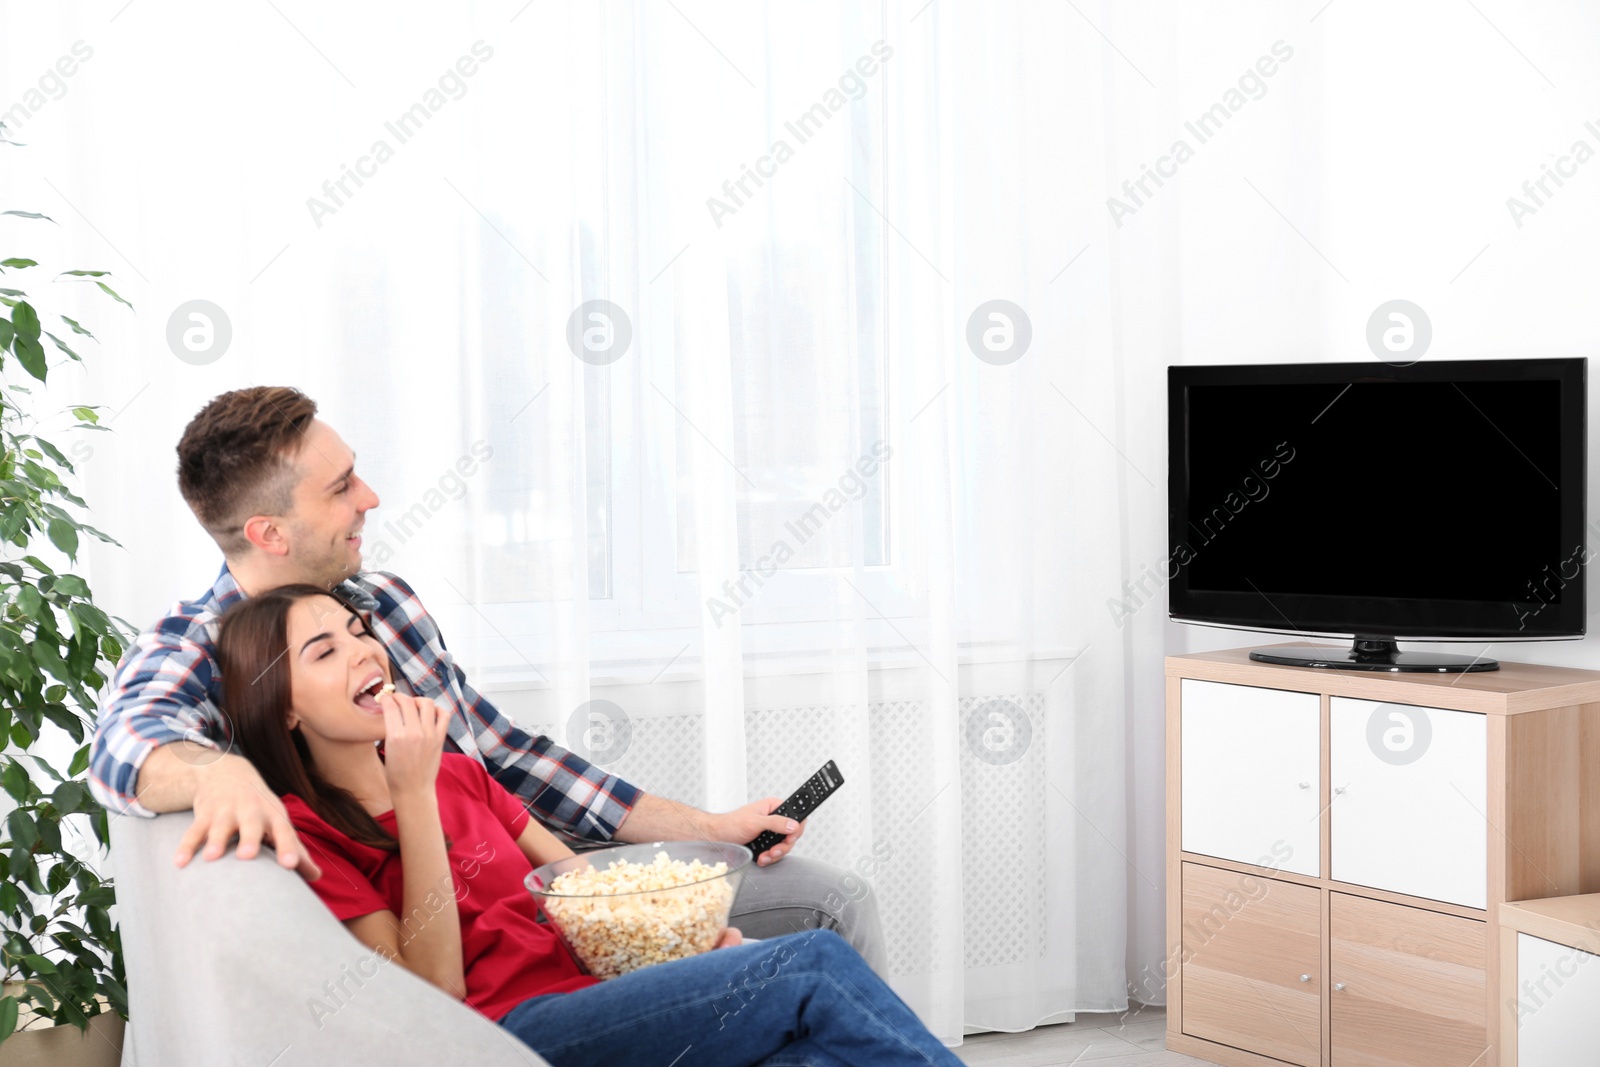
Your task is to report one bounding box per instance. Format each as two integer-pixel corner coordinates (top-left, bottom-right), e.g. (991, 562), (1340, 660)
(441, 644), (640, 843)
(89, 621), (228, 817)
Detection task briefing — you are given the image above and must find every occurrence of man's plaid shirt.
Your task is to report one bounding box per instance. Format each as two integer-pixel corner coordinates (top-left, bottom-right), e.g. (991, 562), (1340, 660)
(89, 563), (640, 841)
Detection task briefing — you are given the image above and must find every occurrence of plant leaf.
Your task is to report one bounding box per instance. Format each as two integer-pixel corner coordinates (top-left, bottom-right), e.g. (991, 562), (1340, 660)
(47, 517), (77, 558)
(75, 885), (113, 908)
(28, 751), (65, 784)
(75, 522), (119, 547)
(7, 808), (38, 851)
(30, 438), (70, 470)
(12, 335), (46, 381)
(0, 210), (53, 221)
(41, 702), (84, 743)
(57, 270), (108, 278)
(1, 760), (29, 802)
(53, 575), (88, 598)
(0, 258), (36, 269)
(13, 334), (46, 381)
(43, 331), (79, 362)
(50, 781), (88, 815)
(32, 639), (71, 684)
(60, 316), (94, 339)
(35, 811), (61, 852)
(19, 580), (48, 619)
(0, 996), (16, 1043)
(11, 300), (40, 342)
(21, 952), (57, 975)
(93, 280), (132, 309)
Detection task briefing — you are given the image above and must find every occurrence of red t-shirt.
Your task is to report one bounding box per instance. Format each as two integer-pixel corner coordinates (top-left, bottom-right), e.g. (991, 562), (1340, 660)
(283, 753), (598, 1021)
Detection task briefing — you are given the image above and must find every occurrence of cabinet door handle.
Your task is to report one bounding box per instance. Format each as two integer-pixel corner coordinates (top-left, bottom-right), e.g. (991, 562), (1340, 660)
(1333, 982), (1346, 991)
(1333, 786), (1346, 795)
(1299, 974), (1311, 983)
(1298, 782), (1311, 789)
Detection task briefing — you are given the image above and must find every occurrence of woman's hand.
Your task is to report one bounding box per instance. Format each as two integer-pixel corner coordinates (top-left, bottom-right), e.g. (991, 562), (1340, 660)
(714, 927), (743, 950)
(378, 691), (451, 800)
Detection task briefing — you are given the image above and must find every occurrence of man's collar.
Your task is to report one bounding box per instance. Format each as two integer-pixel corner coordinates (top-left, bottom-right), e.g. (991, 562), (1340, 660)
(213, 560), (380, 613)
(210, 562), (247, 613)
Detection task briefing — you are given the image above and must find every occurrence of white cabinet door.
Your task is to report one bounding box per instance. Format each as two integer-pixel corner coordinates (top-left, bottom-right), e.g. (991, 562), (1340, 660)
(1181, 679), (1320, 877)
(1329, 696), (1486, 909)
(1517, 933), (1600, 1065)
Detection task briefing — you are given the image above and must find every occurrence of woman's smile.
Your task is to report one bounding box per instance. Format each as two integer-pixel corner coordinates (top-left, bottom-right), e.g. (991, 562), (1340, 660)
(351, 670), (390, 714)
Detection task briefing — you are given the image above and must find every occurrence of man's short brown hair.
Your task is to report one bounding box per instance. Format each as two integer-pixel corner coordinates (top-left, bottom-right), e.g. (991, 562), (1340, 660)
(177, 386), (318, 556)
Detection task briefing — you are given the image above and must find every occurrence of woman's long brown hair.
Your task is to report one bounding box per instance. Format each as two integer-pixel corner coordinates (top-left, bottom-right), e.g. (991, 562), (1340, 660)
(217, 583), (405, 853)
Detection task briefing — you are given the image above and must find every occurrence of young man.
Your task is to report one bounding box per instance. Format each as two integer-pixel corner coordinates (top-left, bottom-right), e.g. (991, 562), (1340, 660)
(90, 386), (884, 971)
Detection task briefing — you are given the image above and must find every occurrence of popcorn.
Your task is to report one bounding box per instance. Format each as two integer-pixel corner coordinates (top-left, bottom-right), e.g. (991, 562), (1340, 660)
(378, 683), (396, 696)
(538, 851), (735, 979)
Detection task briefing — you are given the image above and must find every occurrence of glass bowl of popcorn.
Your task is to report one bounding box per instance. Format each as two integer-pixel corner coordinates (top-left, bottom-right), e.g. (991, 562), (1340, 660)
(526, 841), (751, 980)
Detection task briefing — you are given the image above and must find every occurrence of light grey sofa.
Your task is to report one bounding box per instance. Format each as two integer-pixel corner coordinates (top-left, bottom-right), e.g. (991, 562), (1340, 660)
(110, 812), (550, 1067)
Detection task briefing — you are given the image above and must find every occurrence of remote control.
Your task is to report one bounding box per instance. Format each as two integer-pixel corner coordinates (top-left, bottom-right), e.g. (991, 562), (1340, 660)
(746, 760), (844, 857)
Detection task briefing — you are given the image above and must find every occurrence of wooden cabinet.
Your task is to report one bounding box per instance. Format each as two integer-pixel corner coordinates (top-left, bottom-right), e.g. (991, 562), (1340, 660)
(1497, 894), (1600, 1066)
(1329, 697), (1487, 908)
(1182, 861), (1322, 1066)
(1182, 680), (1320, 877)
(1509, 933), (1600, 1064)
(1328, 893), (1486, 1065)
(1166, 647), (1600, 1067)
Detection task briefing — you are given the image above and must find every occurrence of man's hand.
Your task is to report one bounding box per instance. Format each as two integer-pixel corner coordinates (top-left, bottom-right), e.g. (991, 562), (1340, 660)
(614, 793), (804, 865)
(713, 927), (744, 950)
(710, 798), (805, 867)
(172, 751), (321, 881)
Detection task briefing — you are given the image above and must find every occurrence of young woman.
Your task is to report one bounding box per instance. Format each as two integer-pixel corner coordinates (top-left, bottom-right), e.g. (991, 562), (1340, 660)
(217, 584), (961, 1066)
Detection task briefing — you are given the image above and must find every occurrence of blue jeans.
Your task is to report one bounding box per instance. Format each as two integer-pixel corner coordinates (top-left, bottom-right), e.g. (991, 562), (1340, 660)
(497, 930), (958, 1067)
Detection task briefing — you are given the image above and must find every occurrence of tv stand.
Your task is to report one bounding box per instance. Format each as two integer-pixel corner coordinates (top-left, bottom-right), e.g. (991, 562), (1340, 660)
(1249, 636), (1499, 673)
(1166, 647), (1600, 1066)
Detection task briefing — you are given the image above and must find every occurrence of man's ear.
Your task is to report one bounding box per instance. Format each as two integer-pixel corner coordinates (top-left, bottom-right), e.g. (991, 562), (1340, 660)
(241, 514), (290, 558)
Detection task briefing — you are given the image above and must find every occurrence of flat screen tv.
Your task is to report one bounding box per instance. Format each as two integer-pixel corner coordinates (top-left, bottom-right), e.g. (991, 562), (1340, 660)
(1168, 358), (1587, 672)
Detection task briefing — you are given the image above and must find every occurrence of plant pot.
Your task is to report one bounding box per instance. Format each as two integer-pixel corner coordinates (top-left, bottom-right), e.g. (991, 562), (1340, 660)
(0, 1012), (124, 1067)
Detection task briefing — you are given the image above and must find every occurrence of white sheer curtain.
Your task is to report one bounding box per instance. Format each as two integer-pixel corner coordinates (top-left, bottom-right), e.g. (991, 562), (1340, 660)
(7, 0), (1159, 1038)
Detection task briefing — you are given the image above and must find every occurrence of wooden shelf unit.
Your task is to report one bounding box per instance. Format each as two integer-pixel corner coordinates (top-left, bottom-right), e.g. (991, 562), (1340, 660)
(1497, 894), (1600, 1064)
(1165, 646), (1600, 1067)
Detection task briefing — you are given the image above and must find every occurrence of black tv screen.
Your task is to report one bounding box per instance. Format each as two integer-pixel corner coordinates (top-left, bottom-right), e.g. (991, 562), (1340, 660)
(1168, 358), (1587, 641)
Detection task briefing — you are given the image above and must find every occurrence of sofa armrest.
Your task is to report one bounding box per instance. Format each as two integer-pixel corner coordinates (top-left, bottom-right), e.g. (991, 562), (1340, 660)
(110, 811), (548, 1067)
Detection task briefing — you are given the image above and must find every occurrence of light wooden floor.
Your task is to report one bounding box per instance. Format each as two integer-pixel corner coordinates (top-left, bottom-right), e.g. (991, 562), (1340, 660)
(955, 1005), (1221, 1066)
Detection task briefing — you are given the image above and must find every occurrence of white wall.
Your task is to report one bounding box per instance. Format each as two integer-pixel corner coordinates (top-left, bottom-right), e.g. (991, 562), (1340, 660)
(1108, 0), (1600, 1001)
(1157, 1), (1600, 666)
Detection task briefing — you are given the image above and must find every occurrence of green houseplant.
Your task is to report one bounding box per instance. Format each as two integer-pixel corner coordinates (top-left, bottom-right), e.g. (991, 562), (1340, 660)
(0, 122), (134, 1059)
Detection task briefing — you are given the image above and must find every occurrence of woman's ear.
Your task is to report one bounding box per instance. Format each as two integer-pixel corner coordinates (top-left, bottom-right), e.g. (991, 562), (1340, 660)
(286, 713), (301, 731)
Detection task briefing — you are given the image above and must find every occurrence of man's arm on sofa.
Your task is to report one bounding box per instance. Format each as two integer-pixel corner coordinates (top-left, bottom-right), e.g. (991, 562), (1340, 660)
(90, 625), (321, 877)
(150, 743), (321, 878)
